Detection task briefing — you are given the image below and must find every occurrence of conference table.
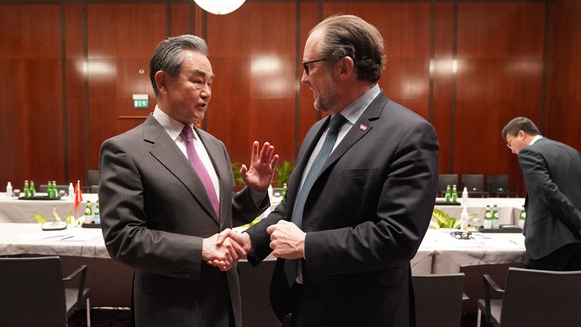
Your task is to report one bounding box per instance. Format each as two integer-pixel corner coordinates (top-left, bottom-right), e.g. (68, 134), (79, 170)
(0, 192), (100, 223)
(0, 222), (524, 283)
(0, 196), (526, 320)
(0, 192), (524, 226)
(0, 196), (526, 275)
(416, 228), (524, 274)
(434, 197), (525, 227)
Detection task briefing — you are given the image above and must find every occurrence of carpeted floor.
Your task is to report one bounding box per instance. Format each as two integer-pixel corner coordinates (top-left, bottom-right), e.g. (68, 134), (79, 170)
(70, 309), (487, 327)
(69, 308), (130, 327)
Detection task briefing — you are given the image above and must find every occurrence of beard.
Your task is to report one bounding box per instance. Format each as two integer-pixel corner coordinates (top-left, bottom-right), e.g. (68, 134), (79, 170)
(313, 79), (338, 112)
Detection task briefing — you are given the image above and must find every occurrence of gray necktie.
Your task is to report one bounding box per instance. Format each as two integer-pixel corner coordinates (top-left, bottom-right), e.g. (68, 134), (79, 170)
(285, 114), (347, 286)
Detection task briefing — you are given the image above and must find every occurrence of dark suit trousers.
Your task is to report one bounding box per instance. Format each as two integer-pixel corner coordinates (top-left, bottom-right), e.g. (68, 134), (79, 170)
(526, 243), (581, 271)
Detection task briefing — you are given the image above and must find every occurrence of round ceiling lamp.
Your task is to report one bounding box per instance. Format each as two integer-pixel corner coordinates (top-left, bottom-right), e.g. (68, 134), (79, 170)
(193, 0), (246, 15)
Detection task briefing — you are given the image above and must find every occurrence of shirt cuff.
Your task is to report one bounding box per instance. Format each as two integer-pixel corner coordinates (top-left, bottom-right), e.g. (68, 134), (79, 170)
(250, 190), (267, 206)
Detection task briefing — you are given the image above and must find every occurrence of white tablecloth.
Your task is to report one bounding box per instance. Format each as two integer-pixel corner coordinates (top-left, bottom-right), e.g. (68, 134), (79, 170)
(0, 222), (108, 258)
(435, 197), (525, 226)
(421, 228), (525, 273)
(0, 223), (524, 274)
(0, 193), (99, 223)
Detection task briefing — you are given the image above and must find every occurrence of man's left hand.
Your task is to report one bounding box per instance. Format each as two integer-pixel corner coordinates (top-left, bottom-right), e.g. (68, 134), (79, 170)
(241, 141), (278, 192)
(266, 220), (306, 259)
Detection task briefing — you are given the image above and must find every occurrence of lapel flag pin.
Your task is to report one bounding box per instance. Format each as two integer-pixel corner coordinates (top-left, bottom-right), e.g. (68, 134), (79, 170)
(360, 124), (367, 131)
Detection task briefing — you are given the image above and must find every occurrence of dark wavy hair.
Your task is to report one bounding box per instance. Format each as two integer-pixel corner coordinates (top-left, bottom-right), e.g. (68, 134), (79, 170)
(311, 14), (386, 83)
(501, 117), (541, 140)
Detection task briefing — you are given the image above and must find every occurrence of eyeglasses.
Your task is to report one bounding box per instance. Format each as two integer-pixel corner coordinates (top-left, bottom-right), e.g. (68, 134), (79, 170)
(302, 58), (328, 75)
(506, 136), (515, 150)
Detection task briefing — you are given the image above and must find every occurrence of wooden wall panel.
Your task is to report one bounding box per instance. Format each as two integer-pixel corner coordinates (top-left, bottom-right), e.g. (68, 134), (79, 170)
(432, 2), (454, 173)
(205, 2), (297, 164)
(323, 2), (431, 118)
(0, 5), (63, 188)
(0, 0), (578, 198)
(458, 3), (545, 59)
(0, 6), (23, 59)
(170, 3), (195, 36)
(546, 0), (581, 152)
(298, 3), (322, 153)
(86, 3), (167, 173)
(64, 4), (86, 184)
(453, 2), (545, 193)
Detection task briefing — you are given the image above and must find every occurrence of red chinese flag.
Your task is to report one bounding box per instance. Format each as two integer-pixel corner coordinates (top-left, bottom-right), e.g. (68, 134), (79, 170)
(73, 180), (83, 214)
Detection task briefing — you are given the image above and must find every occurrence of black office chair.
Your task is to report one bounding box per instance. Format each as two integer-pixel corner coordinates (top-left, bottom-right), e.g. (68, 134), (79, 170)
(477, 267), (581, 327)
(0, 256), (91, 327)
(413, 273), (466, 327)
(438, 174), (459, 197)
(461, 174), (488, 197)
(86, 170), (100, 187)
(487, 175), (518, 197)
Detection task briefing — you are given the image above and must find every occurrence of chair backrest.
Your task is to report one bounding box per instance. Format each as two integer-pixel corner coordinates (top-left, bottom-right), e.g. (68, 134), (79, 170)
(0, 256), (68, 326)
(487, 174), (510, 193)
(500, 267), (581, 327)
(461, 174), (484, 191)
(413, 273), (465, 327)
(438, 174), (459, 194)
(87, 169), (100, 186)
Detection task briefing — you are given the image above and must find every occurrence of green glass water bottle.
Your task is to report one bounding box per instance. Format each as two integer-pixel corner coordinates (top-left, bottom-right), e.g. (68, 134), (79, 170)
(93, 201), (101, 224)
(452, 185), (458, 203)
(52, 180), (58, 198)
(29, 180), (36, 197)
(483, 204), (492, 229)
(23, 180), (30, 198)
(491, 204), (500, 229)
(518, 205), (526, 229)
(281, 183), (288, 203)
(444, 185), (451, 202)
(47, 181), (54, 198)
(84, 200), (93, 224)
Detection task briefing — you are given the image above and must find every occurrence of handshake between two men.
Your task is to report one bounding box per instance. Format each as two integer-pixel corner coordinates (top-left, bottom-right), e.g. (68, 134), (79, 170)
(204, 220), (307, 271)
(197, 140), (303, 271)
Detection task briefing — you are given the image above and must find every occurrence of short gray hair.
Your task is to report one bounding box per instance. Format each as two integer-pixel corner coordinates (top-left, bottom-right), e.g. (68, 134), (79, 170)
(149, 35), (208, 95)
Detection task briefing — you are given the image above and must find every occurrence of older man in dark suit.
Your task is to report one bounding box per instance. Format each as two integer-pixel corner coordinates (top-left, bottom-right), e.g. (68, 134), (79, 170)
(219, 15), (440, 327)
(98, 35), (278, 327)
(502, 116), (581, 270)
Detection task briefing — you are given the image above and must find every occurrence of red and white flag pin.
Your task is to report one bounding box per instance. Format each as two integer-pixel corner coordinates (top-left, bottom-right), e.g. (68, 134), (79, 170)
(359, 124), (368, 131)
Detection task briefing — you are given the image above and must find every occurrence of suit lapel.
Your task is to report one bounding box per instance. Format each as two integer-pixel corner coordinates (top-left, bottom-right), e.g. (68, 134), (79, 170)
(285, 118), (330, 212)
(287, 92), (388, 214)
(143, 116), (219, 223)
(322, 91), (387, 174)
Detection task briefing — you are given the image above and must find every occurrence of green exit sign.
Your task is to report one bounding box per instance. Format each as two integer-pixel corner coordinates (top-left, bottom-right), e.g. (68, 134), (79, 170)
(134, 99), (148, 108)
(133, 94), (149, 109)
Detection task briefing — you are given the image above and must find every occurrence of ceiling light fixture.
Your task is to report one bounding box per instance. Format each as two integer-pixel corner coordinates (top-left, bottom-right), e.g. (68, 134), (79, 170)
(193, 0), (245, 15)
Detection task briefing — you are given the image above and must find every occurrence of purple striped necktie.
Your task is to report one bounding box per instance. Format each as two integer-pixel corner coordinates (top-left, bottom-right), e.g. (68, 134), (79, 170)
(182, 126), (220, 219)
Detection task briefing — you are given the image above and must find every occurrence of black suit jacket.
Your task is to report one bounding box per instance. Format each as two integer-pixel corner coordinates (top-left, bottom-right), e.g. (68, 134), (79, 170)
(246, 91), (440, 327)
(518, 137), (581, 260)
(99, 115), (268, 327)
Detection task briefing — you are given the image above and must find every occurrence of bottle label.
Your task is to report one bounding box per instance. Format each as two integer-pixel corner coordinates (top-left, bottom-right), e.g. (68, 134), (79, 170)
(483, 219), (492, 229)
